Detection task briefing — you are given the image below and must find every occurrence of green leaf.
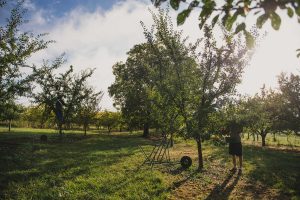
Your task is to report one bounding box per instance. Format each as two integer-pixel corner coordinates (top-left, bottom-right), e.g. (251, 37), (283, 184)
(256, 13), (269, 29)
(287, 7), (294, 18)
(244, 30), (254, 49)
(170, 0), (180, 10)
(200, 6), (212, 18)
(235, 22), (246, 34)
(225, 12), (238, 31)
(222, 13), (229, 26)
(177, 9), (191, 26)
(211, 15), (219, 28)
(270, 12), (281, 30)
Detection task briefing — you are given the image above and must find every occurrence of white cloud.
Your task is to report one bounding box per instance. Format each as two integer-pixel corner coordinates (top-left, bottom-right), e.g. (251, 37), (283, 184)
(23, 0), (36, 10)
(27, 0), (159, 110)
(25, 0), (300, 110)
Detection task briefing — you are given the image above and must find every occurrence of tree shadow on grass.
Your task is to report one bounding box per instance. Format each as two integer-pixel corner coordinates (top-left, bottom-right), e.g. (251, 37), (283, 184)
(0, 133), (155, 199)
(242, 145), (300, 198)
(205, 170), (241, 200)
(165, 168), (199, 192)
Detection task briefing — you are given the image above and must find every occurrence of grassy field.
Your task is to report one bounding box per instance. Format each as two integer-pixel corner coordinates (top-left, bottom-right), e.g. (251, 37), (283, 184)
(0, 128), (299, 199)
(242, 131), (300, 148)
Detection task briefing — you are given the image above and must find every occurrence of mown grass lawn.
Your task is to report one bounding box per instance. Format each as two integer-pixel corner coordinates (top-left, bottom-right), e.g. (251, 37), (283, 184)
(0, 128), (299, 200)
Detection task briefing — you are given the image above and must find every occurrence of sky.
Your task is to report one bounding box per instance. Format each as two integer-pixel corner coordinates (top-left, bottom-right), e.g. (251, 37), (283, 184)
(3, 0), (300, 110)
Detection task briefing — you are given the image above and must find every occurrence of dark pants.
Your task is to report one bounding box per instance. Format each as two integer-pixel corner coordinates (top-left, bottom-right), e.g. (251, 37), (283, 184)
(229, 142), (242, 156)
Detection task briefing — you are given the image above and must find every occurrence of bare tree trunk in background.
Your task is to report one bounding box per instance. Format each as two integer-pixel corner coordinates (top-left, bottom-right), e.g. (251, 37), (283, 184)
(196, 137), (203, 170)
(143, 122), (149, 138)
(8, 119), (11, 132)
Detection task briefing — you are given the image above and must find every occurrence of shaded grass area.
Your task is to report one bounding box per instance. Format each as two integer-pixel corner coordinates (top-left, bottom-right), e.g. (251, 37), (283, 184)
(0, 129), (167, 199)
(0, 128), (299, 199)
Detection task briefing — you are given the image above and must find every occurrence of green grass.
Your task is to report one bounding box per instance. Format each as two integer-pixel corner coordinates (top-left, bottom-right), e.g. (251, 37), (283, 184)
(0, 128), (299, 199)
(242, 132), (300, 148)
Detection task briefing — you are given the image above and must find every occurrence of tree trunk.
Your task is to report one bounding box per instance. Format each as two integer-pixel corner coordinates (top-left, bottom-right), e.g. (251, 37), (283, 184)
(261, 134), (266, 146)
(273, 132), (276, 142)
(247, 132), (250, 139)
(143, 123), (149, 138)
(196, 137), (203, 170)
(256, 133), (259, 141)
(58, 122), (63, 136)
(8, 119), (11, 132)
(84, 124), (87, 136)
(170, 132), (174, 147)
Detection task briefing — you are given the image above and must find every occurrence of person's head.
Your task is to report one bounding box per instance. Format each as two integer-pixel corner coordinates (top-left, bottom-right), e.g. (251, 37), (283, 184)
(228, 120), (243, 135)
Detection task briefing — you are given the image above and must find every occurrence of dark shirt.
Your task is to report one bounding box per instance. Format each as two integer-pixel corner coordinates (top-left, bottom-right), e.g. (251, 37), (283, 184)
(229, 132), (241, 143)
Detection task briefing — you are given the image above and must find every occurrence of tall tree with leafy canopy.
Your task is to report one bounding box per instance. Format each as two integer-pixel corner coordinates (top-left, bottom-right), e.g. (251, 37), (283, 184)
(142, 9), (252, 170)
(0, 1), (51, 106)
(140, 10), (199, 144)
(32, 56), (98, 135)
(152, 0), (300, 54)
(109, 44), (157, 137)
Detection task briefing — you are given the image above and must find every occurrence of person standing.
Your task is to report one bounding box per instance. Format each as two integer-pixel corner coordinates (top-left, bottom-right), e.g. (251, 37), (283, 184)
(227, 121), (243, 174)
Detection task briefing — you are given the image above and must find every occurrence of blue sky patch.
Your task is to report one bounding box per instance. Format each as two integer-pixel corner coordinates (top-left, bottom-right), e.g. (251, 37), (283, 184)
(32, 0), (122, 16)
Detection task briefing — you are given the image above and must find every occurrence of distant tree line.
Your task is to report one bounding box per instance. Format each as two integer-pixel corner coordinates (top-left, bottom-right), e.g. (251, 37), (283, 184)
(1, 106), (124, 134)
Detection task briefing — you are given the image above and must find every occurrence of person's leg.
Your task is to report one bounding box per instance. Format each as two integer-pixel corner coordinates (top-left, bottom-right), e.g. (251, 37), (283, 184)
(238, 156), (243, 169)
(232, 155), (237, 169)
(237, 155), (243, 175)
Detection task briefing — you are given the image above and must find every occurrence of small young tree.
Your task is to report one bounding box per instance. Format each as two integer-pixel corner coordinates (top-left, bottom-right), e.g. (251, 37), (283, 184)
(76, 87), (103, 135)
(21, 105), (55, 128)
(97, 111), (121, 133)
(0, 100), (23, 132)
(243, 86), (277, 146)
(32, 56), (97, 135)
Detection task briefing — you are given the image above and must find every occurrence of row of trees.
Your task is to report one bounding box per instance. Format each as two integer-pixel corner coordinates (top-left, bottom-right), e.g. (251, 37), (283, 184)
(109, 9), (300, 170)
(3, 105), (123, 134)
(211, 74), (300, 147)
(0, 1), (103, 135)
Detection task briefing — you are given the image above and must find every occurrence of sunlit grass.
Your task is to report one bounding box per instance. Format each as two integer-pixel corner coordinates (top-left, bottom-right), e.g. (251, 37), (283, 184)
(242, 132), (300, 148)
